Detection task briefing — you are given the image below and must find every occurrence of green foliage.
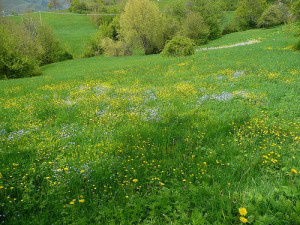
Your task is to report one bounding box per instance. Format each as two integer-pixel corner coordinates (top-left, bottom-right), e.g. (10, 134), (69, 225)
(234, 0), (268, 30)
(89, 14), (114, 27)
(21, 16), (72, 65)
(83, 32), (104, 58)
(162, 16), (181, 44)
(224, 0), (241, 10)
(36, 24), (73, 64)
(99, 16), (120, 40)
(291, 0), (300, 19)
(181, 12), (210, 45)
(165, 0), (187, 21)
(258, 4), (285, 28)
(101, 38), (132, 56)
(291, 0), (300, 50)
(161, 36), (195, 56)
(186, 0), (224, 39)
(222, 23), (238, 35)
(69, 0), (88, 14)
(48, 0), (62, 10)
(0, 20), (41, 79)
(120, 0), (165, 55)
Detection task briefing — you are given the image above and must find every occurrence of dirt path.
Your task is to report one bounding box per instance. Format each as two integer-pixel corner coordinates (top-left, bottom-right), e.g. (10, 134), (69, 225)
(196, 40), (261, 51)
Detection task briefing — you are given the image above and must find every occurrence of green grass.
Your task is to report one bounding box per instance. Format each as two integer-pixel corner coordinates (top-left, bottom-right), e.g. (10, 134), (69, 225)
(0, 25), (299, 224)
(11, 12), (98, 57)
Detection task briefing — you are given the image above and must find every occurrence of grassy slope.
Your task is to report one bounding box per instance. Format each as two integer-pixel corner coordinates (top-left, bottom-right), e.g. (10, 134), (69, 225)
(11, 12), (98, 57)
(0, 26), (299, 224)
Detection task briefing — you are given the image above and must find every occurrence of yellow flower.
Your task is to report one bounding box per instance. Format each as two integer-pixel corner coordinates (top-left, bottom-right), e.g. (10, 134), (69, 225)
(80, 170), (85, 174)
(291, 169), (297, 174)
(70, 201), (75, 205)
(132, 179), (138, 183)
(125, 196), (129, 198)
(79, 199), (84, 203)
(0, 186), (3, 189)
(239, 207), (247, 216)
(159, 182), (165, 186)
(64, 167), (69, 171)
(240, 217), (248, 223)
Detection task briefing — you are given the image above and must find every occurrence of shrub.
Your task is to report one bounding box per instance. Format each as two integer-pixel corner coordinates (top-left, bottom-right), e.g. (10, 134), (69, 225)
(222, 23), (238, 35)
(98, 16), (120, 40)
(36, 24), (72, 65)
(83, 32), (104, 58)
(181, 12), (210, 45)
(233, 0), (268, 30)
(258, 4), (284, 28)
(69, 0), (88, 14)
(0, 20), (41, 79)
(21, 17), (72, 65)
(101, 38), (132, 57)
(161, 36), (195, 57)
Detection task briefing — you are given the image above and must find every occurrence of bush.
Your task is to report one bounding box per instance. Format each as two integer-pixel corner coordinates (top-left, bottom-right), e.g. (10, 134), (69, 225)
(21, 17), (72, 65)
(222, 23), (238, 35)
(83, 32), (104, 58)
(0, 20), (41, 79)
(98, 16), (120, 40)
(101, 38), (132, 57)
(233, 0), (268, 30)
(258, 4), (285, 28)
(181, 12), (210, 45)
(161, 36), (195, 57)
(36, 24), (72, 65)
(69, 0), (88, 14)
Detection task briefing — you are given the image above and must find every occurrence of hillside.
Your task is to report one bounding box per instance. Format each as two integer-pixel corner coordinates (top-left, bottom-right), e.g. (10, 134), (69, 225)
(0, 24), (299, 224)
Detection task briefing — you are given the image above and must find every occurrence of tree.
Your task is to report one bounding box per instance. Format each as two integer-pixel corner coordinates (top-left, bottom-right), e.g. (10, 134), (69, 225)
(186, 0), (224, 39)
(120, 0), (165, 55)
(181, 12), (210, 45)
(48, 0), (62, 10)
(258, 4), (284, 27)
(233, 0), (268, 30)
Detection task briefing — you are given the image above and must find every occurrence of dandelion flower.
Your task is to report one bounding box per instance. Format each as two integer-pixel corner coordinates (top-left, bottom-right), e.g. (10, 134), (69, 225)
(239, 207), (247, 216)
(80, 170), (85, 174)
(240, 217), (248, 223)
(79, 199), (84, 203)
(291, 169), (297, 174)
(70, 201), (75, 205)
(133, 179), (138, 183)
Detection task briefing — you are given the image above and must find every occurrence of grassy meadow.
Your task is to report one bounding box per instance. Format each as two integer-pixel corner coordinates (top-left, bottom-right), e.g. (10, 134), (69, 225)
(0, 24), (299, 224)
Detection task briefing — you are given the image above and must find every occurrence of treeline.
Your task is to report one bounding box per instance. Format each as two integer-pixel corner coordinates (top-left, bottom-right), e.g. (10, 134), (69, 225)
(83, 0), (299, 57)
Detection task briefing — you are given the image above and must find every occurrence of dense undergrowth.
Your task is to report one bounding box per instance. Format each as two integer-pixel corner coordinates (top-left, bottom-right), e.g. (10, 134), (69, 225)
(0, 25), (299, 224)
